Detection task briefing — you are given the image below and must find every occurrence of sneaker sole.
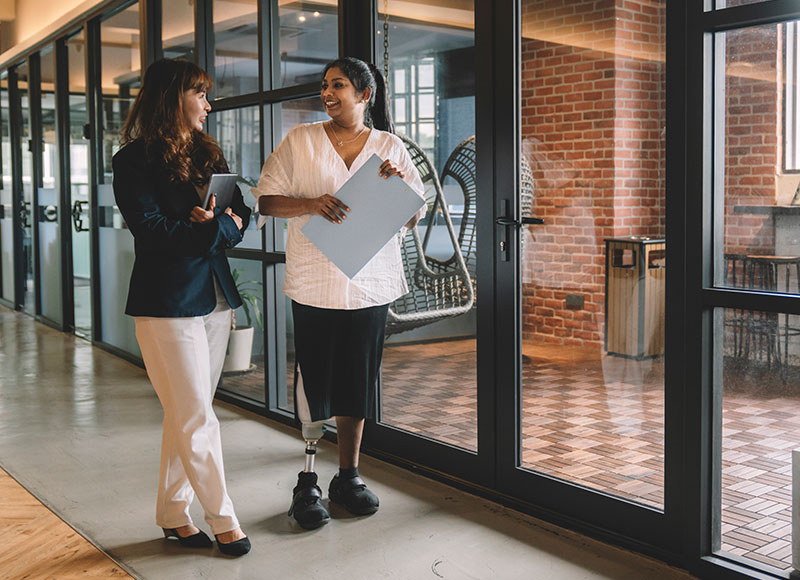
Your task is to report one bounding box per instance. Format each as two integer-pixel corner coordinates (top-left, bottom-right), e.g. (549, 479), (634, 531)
(295, 514), (330, 530)
(329, 496), (379, 516)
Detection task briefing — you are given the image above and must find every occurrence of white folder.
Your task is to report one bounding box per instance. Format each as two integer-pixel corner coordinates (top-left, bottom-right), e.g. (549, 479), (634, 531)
(301, 154), (425, 279)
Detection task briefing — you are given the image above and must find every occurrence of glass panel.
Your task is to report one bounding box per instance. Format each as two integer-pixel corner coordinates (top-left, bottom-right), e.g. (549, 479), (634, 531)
(377, 0), (477, 451)
(67, 29), (91, 338)
(0, 72), (12, 303)
(212, 106), (261, 249)
(213, 0), (258, 98)
(267, 98), (327, 412)
(163, 0), (195, 61)
(280, 265), (294, 414)
(220, 257), (265, 404)
(17, 61), (35, 315)
(518, 0), (667, 507)
(99, 5), (140, 355)
(720, 24), (800, 296)
(716, 307), (800, 572)
(270, 97), (328, 253)
(275, 1), (338, 88)
(37, 45), (62, 324)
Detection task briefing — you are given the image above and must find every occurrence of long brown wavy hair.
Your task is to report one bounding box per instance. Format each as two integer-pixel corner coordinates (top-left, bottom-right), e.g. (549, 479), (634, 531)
(120, 58), (227, 185)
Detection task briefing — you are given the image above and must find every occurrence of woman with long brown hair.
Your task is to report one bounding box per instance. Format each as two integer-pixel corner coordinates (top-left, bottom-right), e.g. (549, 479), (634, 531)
(113, 58), (250, 556)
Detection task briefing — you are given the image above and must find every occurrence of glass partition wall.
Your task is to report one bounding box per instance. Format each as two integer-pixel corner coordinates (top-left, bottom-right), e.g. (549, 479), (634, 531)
(514, 0), (666, 509)
(66, 29), (92, 338)
(372, 0), (478, 452)
(36, 45), (63, 326)
(96, 2), (141, 357)
(0, 72), (12, 305)
(709, 17), (800, 575)
(15, 61), (35, 315)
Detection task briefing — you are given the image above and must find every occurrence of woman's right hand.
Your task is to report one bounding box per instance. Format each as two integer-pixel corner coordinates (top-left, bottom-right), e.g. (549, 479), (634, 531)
(310, 195), (350, 224)
(224, 208), (243, 230)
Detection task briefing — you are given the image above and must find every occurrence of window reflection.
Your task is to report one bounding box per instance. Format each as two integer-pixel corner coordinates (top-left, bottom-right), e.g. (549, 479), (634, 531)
(213, 0), (258, 97)
(163, 0), (195, 61)
(717, 307), (800, 572)
(375, 0), (477, 451)
(275, 1), (338, 88)
(212, 106), (262, 249)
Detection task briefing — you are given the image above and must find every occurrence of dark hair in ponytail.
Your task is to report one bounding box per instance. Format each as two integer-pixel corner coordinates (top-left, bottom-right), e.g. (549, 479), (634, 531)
(322, 57), (394, 133)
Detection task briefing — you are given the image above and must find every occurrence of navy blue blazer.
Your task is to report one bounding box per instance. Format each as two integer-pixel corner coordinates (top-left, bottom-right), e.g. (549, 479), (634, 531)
(112, 139), (252, 318)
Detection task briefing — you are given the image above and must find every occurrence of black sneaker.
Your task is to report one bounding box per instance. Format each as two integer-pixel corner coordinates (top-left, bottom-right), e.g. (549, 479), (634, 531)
(328, 474), (380, 515)
(288, 471), (330, 530)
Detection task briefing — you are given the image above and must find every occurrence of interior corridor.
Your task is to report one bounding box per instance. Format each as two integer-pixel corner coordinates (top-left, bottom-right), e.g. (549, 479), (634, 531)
(0, 305), (696, 580)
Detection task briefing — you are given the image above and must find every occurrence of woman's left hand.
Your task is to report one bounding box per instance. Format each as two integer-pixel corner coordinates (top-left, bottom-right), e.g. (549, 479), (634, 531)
(189, 194), (215, 223)
(378, 159), (405, 180)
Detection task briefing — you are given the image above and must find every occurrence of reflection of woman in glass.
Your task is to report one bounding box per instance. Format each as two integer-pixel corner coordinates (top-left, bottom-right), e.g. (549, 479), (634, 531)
(112, 58), (250, 556)
(253, 57), (425, 530)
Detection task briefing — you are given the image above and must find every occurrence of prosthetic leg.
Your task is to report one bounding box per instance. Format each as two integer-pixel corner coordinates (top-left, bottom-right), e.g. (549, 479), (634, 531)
(301, 420), (326, 473)
(288, 368), (330, 529)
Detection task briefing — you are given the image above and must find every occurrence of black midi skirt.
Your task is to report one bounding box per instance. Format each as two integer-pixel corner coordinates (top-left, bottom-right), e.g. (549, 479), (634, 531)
(292, 300), (389, 422)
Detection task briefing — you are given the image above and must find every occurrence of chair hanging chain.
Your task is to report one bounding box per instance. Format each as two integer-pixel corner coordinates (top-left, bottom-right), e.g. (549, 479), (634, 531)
(383, 0), (390, 89)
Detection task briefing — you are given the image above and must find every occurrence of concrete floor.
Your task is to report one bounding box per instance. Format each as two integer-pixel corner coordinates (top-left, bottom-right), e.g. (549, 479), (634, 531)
(0, 306), (696, 580)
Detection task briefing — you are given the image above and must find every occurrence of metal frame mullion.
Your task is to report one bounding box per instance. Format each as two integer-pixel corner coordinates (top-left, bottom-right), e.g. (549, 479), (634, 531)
(488, 0), (516, 491)
(55, 36), (74, 333)
(9, 66), (24, 311)
(339, 0), (374, 62)
(704, 0), (800, 32)
(195, 0), (212, 71)
(86, 16), (102, 343)
(28, 52), (43, 318)
(140, 0), (162, 70)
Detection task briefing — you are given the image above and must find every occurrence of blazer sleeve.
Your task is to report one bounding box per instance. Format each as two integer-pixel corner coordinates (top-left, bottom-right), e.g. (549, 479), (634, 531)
(112, 145), (243, 258)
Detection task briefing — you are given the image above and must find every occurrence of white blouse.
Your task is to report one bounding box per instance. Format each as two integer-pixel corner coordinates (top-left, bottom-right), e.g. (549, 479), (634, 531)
(251, 122), (425, 310)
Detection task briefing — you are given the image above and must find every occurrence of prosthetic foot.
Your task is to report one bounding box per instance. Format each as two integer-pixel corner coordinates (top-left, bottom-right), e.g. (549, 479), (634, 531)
(288, 421), (329, 529)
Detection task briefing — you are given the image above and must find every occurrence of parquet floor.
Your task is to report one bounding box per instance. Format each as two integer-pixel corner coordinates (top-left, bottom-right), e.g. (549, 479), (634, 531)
(0, 467), (132, 580)
(221, 338), (800, 573)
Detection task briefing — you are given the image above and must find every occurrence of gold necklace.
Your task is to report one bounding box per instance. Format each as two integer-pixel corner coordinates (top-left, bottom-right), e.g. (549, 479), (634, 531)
(329, 122), (366, 147)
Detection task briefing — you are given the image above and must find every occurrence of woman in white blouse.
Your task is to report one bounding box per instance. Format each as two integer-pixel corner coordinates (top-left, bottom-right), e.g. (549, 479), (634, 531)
(252, 57), (425, 529)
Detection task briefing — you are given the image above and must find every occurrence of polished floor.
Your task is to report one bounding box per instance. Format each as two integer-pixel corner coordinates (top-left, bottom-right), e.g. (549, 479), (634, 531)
(0, 306), (698, 580)
(223, 331), (800, 573)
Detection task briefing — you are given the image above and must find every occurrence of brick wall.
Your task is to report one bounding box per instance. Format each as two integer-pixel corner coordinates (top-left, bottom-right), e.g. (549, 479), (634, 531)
(520, 0), (666, 346)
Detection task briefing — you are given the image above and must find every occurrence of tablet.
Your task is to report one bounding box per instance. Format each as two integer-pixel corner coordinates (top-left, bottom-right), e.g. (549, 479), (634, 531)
(301, 154), (425, 279)
(202, 173), (239, 210)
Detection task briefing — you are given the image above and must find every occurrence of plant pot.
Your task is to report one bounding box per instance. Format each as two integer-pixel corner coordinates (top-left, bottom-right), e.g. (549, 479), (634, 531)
(223, 326), (254, 373)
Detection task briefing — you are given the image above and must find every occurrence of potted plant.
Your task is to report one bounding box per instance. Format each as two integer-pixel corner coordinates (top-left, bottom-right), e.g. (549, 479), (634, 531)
(223, 268), (263, 373)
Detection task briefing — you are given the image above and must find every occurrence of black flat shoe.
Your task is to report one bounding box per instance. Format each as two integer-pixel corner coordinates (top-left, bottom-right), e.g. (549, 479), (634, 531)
(288, 471), (330, 530)
(215, 534), (251, 556)
(162, 527), (213, 548)
(328, 474), (379, 516)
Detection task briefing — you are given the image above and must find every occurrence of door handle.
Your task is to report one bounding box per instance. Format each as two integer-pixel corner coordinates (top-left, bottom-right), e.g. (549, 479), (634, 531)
(495, 216), (544, 226)
(19, 201), (31, 228)
(72, 200), (88, 232)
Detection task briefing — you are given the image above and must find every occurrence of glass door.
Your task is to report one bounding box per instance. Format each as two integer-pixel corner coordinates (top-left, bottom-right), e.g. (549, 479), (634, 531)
(66, 29), (92, 338)
(36, 45), (63, 326)
(0, 71), (13, 306)
(494, 0), (671, 543)
(94, 2), (141, 356)
(15, 60), (35, 315)
(706, 12), (800, 576)
(362, 0), (488, 483)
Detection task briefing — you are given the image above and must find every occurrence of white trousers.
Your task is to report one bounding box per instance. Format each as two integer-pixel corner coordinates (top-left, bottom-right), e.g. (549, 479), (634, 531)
(135, 307), (239, 535)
